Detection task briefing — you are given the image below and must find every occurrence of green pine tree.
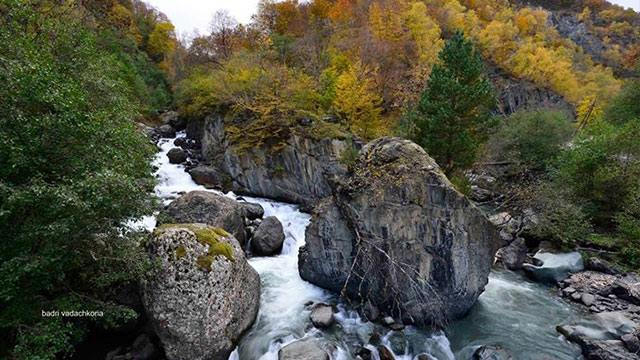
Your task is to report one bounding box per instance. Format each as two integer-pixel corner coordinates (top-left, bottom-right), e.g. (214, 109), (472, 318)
(410, 31), (496, 174)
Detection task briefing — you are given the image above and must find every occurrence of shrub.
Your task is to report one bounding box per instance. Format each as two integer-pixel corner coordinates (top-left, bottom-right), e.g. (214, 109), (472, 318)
(487, 110), (574, 170)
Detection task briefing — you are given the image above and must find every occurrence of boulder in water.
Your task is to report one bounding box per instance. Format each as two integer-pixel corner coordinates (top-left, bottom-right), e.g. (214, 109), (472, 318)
(473, 345), (512, 360)
(160, 191), (247, 246)
(141, 224), (260, 360)
(377, 345), (394, 360)
(250, 216), (285, 256)
(159, 111), (186, 131)
(188, 165), (226, 189)
(309, 304), (334, 329)
(496, 237), (528, 270)
(157, 124), (176, 138)
(278, 338), (329, 360)
(523, 251), (583, 283)
(299, 138), (501, 325)
(167, 148), (187, 164)
(240, 202), (265, 220)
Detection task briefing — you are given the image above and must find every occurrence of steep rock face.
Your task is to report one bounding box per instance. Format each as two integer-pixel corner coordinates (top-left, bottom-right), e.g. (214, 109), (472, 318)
(489, 65), (573, 115)
(160, 191), (247, 246)
(195, 115), (350, 208)
(299, 138), (501, 325)
(141, 224), (260, 360)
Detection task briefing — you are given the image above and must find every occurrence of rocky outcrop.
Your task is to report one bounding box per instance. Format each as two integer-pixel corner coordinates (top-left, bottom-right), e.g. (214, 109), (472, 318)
(160, 111), (186, 131)
(489, 65), (573, 116)
(157, 124), (176, 138)
(299, 137), (501, 326)
(191, 115), (352, 208)
(250, 216), (285, 256)
(160, 191), (248, 246)
(141, 224), (260, 360)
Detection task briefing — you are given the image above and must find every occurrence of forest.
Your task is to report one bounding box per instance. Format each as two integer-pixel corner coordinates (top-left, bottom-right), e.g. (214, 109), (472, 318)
(1, 0), (639, 359)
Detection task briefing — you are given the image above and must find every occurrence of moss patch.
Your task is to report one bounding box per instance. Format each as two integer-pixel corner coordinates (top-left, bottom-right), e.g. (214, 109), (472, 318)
(156, 224), (235, 270)
(175, 246), (186, 260)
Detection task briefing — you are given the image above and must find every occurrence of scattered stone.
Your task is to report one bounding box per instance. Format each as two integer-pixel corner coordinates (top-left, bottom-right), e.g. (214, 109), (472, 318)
(142, 225), (260, 360)
(250, 216), (285, 256)
(382, 316), (395, 326)
(523, 251), (583, 283)
(368, 332), (382, 346)
(240, 202), (265, 220)
(278, 338), (329, 360)
(582, 293), (596, 307)
(310, 304), (335, 329)
(167, 148), (187, 164)
(377, 345), (394, 360)
(157, 124), (176, 138)
(415, 354), (435, 360)
(389, 322), (405, 331)
(473, 345), (512, 360)
(354, 346), (372, 360)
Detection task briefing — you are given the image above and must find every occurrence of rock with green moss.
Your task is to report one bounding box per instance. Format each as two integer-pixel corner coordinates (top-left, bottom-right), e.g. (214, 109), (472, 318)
(142, 223), (260, 360)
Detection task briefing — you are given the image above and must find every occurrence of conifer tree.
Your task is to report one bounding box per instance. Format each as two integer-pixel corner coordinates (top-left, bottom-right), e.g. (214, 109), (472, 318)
(410, 31), (495, 174)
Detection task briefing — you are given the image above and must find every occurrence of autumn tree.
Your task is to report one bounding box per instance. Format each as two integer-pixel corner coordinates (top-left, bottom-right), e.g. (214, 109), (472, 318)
(333, 61), (384, 139)
(409, 31), (495, 174)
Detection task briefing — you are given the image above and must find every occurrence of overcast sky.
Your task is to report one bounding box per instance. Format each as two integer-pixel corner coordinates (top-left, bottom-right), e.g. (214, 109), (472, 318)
(145, 0), (640, 37)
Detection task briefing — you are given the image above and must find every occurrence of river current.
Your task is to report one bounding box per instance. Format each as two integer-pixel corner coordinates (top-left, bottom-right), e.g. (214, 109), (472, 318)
(139, 134), (585, 360)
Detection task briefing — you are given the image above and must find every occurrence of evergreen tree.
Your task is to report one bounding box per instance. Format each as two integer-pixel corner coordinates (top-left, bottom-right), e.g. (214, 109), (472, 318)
(409, 31), (495, 174)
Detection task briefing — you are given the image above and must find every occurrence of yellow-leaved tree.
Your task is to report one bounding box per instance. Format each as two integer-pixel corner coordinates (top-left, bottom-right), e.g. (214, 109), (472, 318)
(333, 61), (385, 139)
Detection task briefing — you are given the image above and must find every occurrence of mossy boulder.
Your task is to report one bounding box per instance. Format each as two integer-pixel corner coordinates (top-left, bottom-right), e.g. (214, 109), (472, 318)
(142, 223), (260, 360)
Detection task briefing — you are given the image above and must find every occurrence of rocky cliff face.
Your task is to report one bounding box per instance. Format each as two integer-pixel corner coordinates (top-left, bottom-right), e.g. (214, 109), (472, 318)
(489, 65), (573, 115)
(141, 224), (260, 360)
(193, 115), (351, 208)
(299, 138), (502, 326)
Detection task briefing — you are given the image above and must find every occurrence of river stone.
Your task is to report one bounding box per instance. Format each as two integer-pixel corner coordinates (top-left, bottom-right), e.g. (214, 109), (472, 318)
(523, 251), (583, 284)
(278, 338), (329, 360)
(188, 165), (225, 189)
(377, 345), (394, 360)
(161, 191), (247, 246)
(496, 237), (528, 270)
(157, 124), (176, 138)
(167, 148), (187, 164)
(250, 216), (285, 256)
(309, 304), (334, 328)
(141, 225), (260, 360)
(473, 345), (512, 360)
(160, 111), (186, 131)
(299, 137), (501, 326)
(240, 202), (265, 220)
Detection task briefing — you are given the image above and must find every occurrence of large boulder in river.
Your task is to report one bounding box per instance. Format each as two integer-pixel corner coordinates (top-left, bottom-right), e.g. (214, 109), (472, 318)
(160, 191), (247, 246)
(141, 224), (260, 360)
(250, 216), (285, 256)
(278, 338), (329, 360)
(299, 137), (501, 326)
(167, 148), (187, 164)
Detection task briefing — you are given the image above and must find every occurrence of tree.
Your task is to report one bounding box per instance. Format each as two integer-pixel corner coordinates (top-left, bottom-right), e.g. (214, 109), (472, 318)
(0, 2), (155, 358)
(409, 31), (495, 174)
(209, 10), (239, 60)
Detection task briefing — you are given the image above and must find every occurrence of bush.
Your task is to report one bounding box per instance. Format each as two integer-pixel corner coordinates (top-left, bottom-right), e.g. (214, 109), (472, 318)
(487, 110), (574, 170)
(0, 3), (155, 358)
(530, 183), (593, 248)
(553, 120), (640, 226)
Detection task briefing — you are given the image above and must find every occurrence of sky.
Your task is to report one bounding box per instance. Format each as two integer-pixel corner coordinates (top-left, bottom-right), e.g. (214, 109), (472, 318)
(145, 0), (640, 37)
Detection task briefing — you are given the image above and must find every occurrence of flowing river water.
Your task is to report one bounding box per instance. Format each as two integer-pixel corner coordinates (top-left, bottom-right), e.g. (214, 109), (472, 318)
(142, 134), (587, 360)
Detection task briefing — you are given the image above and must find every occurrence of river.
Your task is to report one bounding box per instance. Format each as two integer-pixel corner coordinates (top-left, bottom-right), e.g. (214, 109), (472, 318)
(142, 133), (585, 360)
